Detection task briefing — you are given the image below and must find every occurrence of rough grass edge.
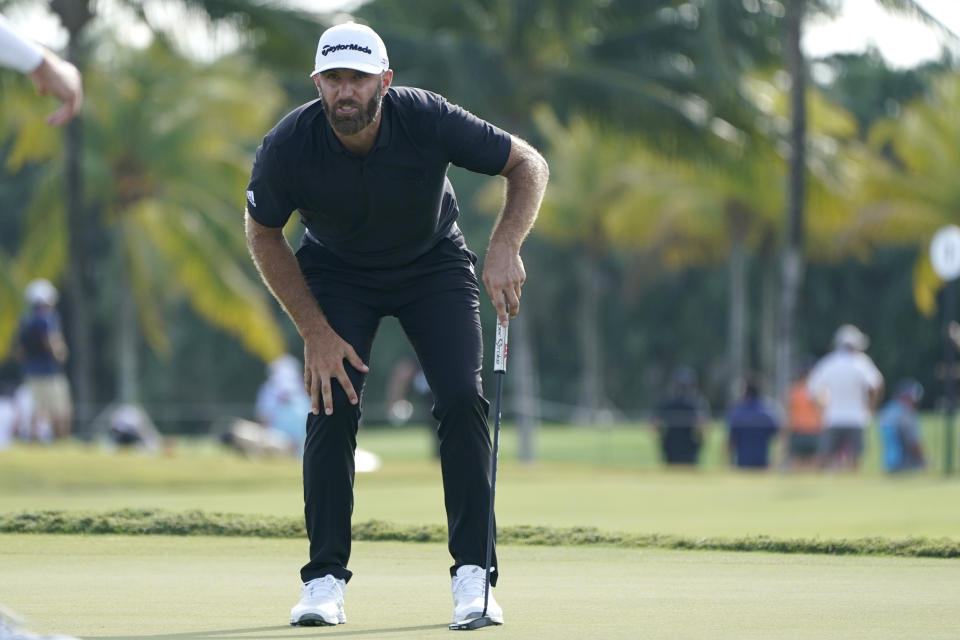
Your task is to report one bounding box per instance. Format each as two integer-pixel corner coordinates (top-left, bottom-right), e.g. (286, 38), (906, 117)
(1, 508), (957, 558)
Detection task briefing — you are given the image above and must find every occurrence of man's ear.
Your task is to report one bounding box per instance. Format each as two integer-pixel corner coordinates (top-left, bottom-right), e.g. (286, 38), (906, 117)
(381, 70), (393, 95)
(313, 75), (322, 94)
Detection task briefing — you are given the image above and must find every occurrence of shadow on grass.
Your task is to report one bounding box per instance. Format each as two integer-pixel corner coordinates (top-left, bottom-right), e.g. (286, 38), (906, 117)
(84, 623), (451, 639)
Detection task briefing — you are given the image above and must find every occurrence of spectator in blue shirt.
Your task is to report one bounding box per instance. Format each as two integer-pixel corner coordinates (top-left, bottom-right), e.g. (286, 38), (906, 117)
(877, 379), (926, 473)
(726, 377), (781, 469)
(15, 279), (72, 441)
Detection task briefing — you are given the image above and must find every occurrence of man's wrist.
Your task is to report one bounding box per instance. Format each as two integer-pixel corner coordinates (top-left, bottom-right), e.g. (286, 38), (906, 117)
(488, 234), (521, 254)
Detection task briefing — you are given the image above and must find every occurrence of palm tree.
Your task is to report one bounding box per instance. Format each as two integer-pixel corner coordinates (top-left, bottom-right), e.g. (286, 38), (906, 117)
(847, 74), (960, 312)
(528, 68), (864, 406)
(357, 0), (784, 440)
(0, 0), (323, 425)
(1, 38), (289, 409)
(0, 0), (324, 429)
(776, 0), (957, 399)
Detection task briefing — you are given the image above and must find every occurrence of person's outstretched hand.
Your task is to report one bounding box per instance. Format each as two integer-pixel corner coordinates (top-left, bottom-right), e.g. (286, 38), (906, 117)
(29, 49), (83, 126)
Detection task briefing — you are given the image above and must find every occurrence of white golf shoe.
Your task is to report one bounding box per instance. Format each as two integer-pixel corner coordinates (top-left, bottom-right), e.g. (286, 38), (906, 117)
(289, 575), (346, 626)
(451, 565), (503, 626)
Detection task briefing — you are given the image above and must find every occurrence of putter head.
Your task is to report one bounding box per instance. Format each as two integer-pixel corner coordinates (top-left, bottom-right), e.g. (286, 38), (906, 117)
(449, 616), (502, 631)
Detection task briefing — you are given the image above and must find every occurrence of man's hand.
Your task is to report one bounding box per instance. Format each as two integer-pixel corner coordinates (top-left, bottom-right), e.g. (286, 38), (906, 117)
(29, 49), (83, 126)
(482, 241), (525, 325)
(303, 324), (369, 416)
(245, 212), (369, 416)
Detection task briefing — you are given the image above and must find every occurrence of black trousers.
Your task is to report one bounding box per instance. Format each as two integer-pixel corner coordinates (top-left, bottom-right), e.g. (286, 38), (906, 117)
(296, 237), (498, 587)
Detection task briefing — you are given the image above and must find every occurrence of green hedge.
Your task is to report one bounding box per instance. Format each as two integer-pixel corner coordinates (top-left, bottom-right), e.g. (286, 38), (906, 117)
(2, 509), (957, 558)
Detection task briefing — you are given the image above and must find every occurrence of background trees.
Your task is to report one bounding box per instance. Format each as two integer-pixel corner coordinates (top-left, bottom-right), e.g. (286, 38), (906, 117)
(0, 0), (957, 437)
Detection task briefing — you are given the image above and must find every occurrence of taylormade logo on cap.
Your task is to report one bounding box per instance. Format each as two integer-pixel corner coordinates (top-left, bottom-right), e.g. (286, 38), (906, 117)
(321, 43), (372, 56)
(311, 22), (389, 77)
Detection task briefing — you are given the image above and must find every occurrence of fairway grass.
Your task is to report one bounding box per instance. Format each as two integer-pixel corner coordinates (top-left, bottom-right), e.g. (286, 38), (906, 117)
(2, 534), (958, 640)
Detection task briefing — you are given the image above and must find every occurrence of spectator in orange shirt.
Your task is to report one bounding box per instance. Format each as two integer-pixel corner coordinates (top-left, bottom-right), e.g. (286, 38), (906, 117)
(785, 358), (822, 470)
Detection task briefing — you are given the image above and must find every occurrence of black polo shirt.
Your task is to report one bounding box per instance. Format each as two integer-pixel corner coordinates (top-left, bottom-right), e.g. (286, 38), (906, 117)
(246, 86), (512, 269)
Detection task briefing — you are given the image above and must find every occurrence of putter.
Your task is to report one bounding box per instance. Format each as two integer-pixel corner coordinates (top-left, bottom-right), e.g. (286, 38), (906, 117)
(449, 319), (508, 631)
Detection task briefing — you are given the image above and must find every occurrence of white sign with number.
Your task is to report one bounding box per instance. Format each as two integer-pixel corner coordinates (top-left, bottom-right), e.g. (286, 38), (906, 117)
(931, 225), (960, 281)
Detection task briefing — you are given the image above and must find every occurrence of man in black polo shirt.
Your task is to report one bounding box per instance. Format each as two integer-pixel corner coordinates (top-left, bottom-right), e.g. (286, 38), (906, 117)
(245, 22), (548, 628)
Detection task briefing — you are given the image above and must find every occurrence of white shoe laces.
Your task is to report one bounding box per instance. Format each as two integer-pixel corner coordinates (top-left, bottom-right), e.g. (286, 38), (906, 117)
(303, 575), (343, 602)
(453, 570), (490, 601)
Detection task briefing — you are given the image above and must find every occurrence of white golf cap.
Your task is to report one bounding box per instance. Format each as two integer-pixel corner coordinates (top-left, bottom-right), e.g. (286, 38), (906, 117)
(833, 324), (868, 351)
(24, 278), (58, 306)
(311, 22), (389, 77)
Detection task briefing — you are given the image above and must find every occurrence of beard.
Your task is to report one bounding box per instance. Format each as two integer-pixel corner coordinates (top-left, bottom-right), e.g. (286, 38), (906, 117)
(322, 91), (382, 136)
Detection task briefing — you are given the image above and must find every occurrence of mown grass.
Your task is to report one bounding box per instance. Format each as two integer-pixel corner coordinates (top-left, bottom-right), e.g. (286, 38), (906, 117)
(2, 508), (958, 558)
(2, 422), (959, 542)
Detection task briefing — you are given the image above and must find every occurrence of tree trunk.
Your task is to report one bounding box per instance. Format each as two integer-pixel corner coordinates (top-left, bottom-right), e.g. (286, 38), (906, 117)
(575, 249), (613, 423)
(56, 0), (96, 436)
(727, 219), (748, 403)
(776, 0), (807, 403)
(760, 246), (778, 387)
(116, 232), (138, 404)
(62, 116), (95, 433)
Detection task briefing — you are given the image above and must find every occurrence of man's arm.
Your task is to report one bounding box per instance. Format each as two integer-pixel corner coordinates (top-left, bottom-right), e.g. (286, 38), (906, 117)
(482, 134), (549, 325)
(0, 15), (82, 126)
(868, 381), (884, 412)
(245, 211), (368, 416)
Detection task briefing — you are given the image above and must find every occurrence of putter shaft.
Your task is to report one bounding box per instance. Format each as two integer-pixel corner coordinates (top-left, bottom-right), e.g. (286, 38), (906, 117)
(482, 321), (508, 618)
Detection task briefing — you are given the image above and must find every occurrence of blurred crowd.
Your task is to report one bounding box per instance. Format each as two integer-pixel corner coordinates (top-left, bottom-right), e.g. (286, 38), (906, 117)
(653, 323), (928, 474)
(0, 277), (932, 477)
(0, 275), (381, 469)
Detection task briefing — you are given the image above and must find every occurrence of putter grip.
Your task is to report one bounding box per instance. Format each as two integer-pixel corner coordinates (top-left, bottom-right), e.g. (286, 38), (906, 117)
(494, 322), (508, 373)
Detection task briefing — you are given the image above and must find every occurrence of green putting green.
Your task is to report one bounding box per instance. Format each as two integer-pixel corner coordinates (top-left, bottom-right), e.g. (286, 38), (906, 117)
(2, 534), (958, 640)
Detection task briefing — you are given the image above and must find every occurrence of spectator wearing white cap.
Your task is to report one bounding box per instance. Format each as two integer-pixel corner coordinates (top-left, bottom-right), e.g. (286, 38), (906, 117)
(807, 324), (884, 470)
(14, 278), (72, 441)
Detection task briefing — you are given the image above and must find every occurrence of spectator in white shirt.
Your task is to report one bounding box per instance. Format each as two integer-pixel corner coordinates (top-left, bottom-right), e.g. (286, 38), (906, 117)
(807, 324), (885, 471)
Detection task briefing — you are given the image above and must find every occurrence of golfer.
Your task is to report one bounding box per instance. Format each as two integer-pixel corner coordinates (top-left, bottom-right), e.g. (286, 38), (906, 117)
(245, 22), (548, 628)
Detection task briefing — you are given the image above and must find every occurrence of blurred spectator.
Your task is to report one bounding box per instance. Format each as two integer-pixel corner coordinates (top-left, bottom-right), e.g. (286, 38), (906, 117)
(807, 324), (884, 471)
(877, 379), (927, 473)
(220, 417), (295, 458)
(256, 354), (311, 456)
(386, 355), (419, 425)
(14, 279), (72, 441)
(784, 357), (822, 470)
(0, 363), (18, 451)
(106, 403), (162, 453)
(726, 376), (781, 469)
(385, 354), (437, 456)
(653, 366), (710, 466)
